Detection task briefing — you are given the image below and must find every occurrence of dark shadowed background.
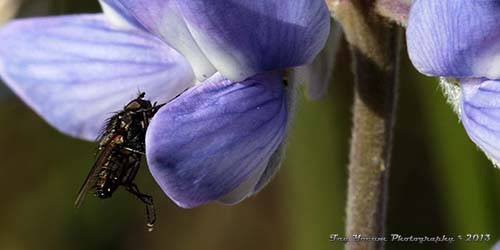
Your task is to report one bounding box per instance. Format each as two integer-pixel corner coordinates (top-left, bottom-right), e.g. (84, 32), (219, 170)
(0, 1), (499, 250)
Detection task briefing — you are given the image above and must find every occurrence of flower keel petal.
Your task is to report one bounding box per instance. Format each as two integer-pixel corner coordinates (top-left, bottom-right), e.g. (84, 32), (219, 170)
(146, 72), (288, 208)
(0, 15), (194, 140)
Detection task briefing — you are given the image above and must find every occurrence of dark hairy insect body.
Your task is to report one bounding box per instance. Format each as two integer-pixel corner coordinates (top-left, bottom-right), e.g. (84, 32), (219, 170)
(75, 93), (162, 231)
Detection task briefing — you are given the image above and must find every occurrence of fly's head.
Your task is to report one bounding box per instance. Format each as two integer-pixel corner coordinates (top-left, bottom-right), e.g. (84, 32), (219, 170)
(124, 92), (153, 113)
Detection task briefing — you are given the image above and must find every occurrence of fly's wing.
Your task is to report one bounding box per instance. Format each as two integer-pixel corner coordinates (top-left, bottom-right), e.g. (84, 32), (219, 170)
(74, 145), (115, 208)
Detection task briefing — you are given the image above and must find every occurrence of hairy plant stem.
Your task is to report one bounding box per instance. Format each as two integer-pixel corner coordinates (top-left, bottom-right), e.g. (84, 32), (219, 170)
(331, 1), (402, 250)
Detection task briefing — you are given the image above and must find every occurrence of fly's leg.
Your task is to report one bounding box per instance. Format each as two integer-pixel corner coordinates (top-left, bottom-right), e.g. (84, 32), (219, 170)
(125, 183), (156, 232)
(123, 155), (141, 184)
(151, 103), (166, 114)
(122, 158), (156, 231)
(122, 147), (145, 155)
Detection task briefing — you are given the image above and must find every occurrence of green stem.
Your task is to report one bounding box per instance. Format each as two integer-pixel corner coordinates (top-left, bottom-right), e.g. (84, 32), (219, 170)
(331, 2), (402, 250)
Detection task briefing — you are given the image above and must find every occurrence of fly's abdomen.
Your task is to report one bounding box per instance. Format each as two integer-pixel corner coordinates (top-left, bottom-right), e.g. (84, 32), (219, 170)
(95, 151), (130, 199)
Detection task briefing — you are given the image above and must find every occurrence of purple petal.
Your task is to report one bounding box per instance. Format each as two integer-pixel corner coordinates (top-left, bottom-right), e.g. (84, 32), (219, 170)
(407, 0), (500, 78)
(252, 74), (300, 193)
(460, 78), (500, 165)
(176, 0), (330, 81)
(146, 72), (288, 208)
(0, 14), (195, 140)
(117, 0), (216, 80)
(99, 0), (144, 30)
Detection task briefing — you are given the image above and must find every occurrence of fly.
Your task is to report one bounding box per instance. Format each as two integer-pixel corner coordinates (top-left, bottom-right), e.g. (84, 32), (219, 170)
(74, 92), (163, 232)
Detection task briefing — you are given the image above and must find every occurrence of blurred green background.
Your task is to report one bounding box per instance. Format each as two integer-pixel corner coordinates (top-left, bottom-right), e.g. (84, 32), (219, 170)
(0, 1), (499, 250)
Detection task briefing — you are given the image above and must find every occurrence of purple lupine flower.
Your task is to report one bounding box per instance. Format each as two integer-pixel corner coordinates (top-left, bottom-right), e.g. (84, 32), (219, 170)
(0, 0), (330, 207)
(407, 0), (500, 166)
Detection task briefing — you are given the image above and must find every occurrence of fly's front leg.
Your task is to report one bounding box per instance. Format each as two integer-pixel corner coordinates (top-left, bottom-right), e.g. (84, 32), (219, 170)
(152, 103), (166, 114)
(122, 147), (145, 155)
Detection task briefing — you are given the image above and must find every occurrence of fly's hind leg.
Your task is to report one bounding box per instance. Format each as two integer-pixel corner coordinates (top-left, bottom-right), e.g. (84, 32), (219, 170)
(122, 158), (156, 231)
(126, 183), (156, 231)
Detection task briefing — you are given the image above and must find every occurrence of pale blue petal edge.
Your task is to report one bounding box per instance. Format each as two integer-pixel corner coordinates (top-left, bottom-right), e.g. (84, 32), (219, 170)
(0, 14), (195, 140)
